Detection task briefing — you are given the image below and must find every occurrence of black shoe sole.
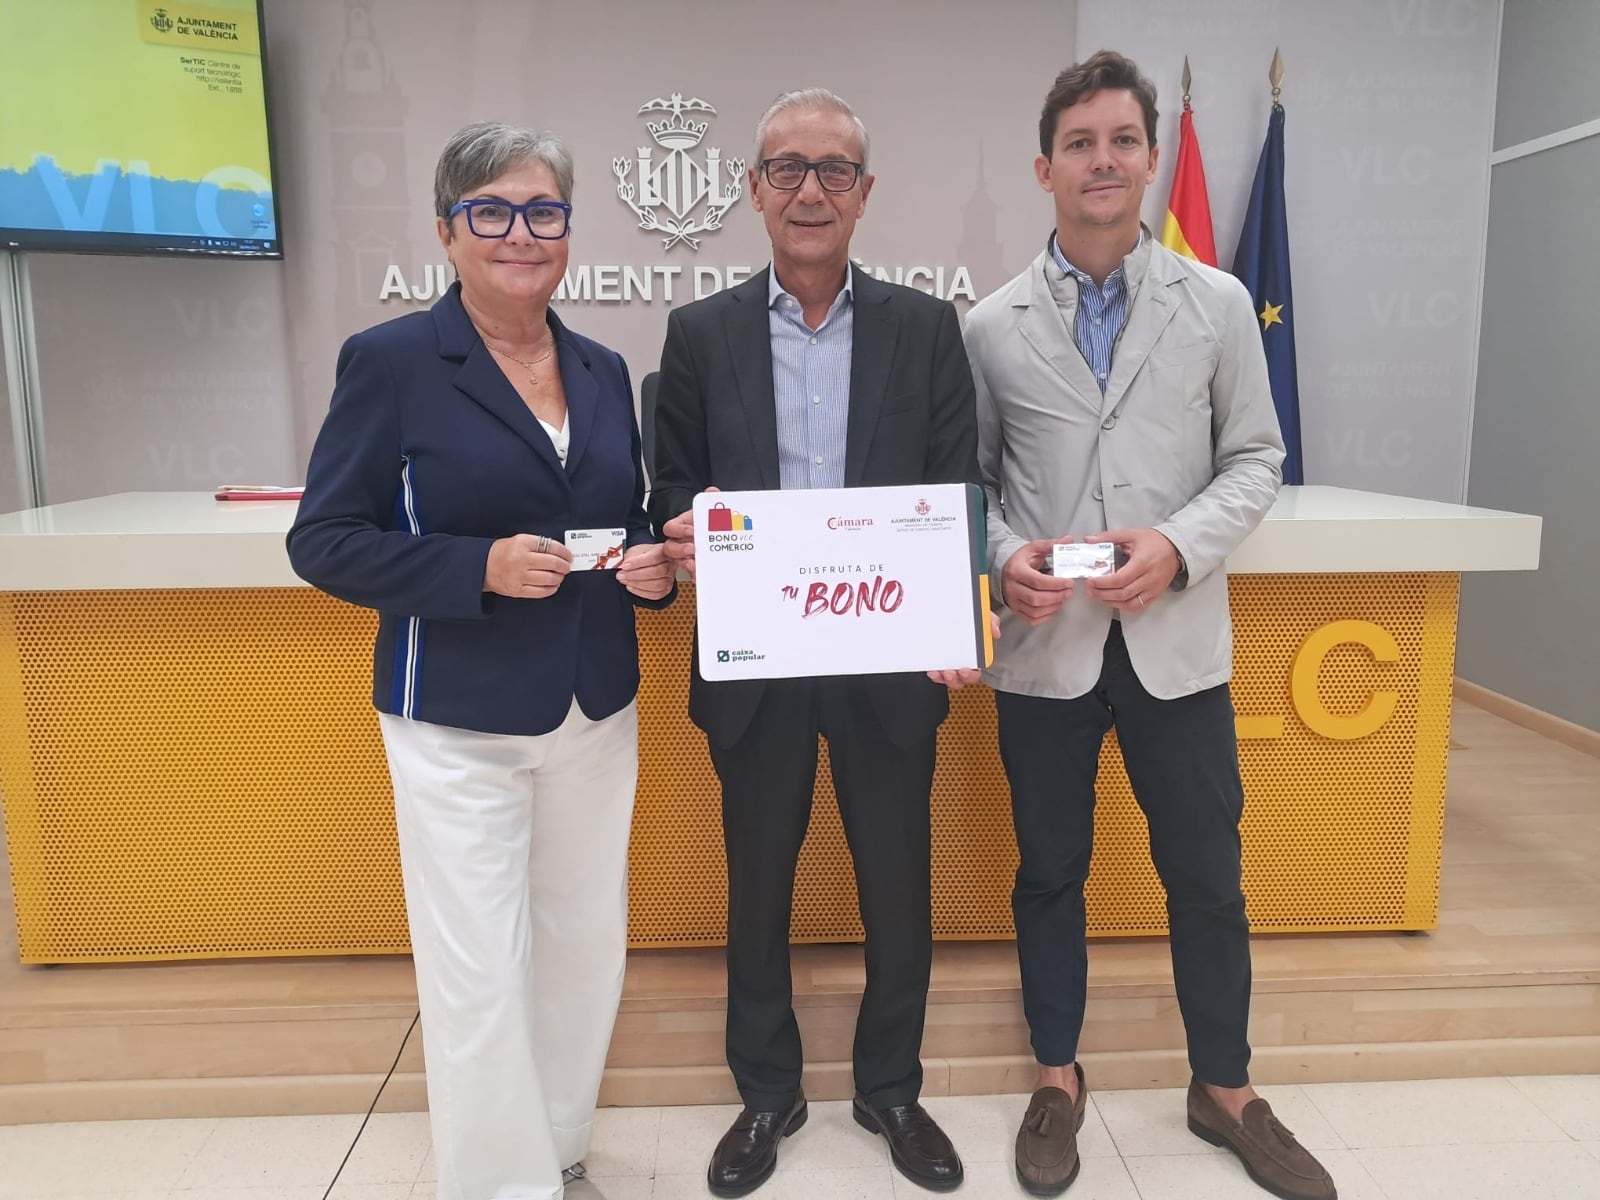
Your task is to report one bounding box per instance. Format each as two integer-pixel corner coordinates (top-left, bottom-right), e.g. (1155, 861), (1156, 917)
(852, 1101), (965, 1193)
(1188, 1115), (1338, 1200)
(706, 1104), (809, 1199)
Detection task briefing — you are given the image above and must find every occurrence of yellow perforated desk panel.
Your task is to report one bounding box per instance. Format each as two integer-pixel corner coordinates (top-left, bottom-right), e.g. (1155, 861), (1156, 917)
(0, 575), (1456, 962)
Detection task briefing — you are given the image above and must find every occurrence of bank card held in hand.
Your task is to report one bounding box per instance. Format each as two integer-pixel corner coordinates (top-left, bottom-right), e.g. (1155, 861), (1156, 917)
(566, 528), (627, 570)
(1052, 541), (1116, 579)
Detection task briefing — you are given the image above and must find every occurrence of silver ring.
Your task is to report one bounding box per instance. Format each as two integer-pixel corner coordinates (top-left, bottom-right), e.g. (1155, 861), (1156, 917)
(536, 535), (549, 554)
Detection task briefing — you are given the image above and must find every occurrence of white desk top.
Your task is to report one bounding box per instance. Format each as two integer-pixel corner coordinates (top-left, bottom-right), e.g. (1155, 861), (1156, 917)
(0, 486), (1542, 591)
(1227, 486), (1542, 574)
(0, 492), (308, 589)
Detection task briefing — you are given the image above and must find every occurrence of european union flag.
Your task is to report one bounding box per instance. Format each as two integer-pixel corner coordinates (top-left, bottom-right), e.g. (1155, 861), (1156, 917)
(1232, 103), (1304, 484)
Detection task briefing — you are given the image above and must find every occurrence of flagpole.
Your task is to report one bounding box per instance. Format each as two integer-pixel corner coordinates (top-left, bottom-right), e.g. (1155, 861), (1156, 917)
(1270, 47), (1284, 110)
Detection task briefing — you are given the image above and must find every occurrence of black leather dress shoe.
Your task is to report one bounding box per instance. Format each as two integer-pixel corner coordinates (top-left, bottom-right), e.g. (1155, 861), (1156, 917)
(852, 1096), (965, 1191)
(707, 1091), (808, 1197)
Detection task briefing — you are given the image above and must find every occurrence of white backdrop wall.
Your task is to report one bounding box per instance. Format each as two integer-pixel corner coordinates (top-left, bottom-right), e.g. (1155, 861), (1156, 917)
(269, 0), (1081, 464)
(7, 0), (1501, 509)
(1078, 0), (1500, 502)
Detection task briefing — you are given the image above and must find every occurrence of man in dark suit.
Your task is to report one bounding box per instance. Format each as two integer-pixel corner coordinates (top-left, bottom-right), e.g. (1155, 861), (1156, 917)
(649, 89), (979, 1197)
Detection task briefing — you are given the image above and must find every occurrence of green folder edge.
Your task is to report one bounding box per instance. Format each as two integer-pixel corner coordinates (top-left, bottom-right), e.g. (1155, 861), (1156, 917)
(965, 482), (994, 669)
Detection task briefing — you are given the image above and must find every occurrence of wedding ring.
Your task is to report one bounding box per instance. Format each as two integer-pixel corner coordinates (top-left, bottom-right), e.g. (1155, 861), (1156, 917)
(1137, 595), (1146, 609)
(536, 535), (549, 554)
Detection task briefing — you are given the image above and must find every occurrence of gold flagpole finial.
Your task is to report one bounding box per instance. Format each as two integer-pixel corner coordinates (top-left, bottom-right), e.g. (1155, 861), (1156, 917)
(1181, 55), (1193, 108)
(1269, 47), (1285, 102)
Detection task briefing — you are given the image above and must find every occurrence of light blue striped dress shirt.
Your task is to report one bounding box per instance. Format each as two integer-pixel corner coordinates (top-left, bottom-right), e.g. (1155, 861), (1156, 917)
(1049, 231), (1145, 394)
(770, 267), (853, 490)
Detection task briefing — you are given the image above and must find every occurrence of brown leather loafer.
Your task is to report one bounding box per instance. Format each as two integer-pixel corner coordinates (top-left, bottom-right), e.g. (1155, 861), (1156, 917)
(1015, 1063), (1088, 1196)
(852, 1096), (964, 1191)
(1187, 1079), (1337, 1200)
(707, 1091), (808, 1197)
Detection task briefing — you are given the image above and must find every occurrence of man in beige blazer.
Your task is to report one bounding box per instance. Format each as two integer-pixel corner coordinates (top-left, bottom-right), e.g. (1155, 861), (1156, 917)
(963, 51), (1335, 1200)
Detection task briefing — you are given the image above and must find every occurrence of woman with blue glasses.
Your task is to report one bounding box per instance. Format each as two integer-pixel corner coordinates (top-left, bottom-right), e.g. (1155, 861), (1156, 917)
(289, 122), (674, 1200)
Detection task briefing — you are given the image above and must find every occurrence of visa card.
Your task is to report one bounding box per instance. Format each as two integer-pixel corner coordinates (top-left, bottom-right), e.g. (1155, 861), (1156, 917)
(566, 528), (627, 570)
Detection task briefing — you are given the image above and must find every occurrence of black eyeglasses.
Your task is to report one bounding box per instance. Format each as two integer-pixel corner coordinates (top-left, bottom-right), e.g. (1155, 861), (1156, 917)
(448, 198), (572, 239)
(759, 158), (864, 192)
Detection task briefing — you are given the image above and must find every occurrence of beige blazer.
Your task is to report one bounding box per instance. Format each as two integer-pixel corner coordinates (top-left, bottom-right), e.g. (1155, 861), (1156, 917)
(965, 238), (1284, 700)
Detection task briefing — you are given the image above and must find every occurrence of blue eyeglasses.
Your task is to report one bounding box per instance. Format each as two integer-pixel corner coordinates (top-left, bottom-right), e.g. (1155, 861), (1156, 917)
(448, 198), (572, 239)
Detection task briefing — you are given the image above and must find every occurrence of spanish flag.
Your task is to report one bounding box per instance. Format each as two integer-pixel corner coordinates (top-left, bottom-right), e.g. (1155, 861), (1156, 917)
(1160, 106), (1217, 267)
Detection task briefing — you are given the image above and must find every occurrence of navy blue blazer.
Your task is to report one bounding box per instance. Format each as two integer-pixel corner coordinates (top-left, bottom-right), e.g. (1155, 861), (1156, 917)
(288, 283), (672, 736)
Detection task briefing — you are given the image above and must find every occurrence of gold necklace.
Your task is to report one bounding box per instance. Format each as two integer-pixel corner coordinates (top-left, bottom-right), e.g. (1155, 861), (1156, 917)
(487, 336), (556, 386)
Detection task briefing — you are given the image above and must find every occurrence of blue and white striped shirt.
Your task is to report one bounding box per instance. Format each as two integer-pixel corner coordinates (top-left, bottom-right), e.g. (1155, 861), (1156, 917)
(770, 267), (853, 490)
(1049, 230), (1146, 394)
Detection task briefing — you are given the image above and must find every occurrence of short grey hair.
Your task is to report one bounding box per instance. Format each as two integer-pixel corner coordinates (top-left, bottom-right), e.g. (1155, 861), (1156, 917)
(753, 89), (870, 169)
(433, 122), (574, 222)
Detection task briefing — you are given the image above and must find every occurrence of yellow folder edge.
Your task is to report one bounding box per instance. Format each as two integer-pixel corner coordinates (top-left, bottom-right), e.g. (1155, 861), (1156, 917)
(979, 574), (994, 667)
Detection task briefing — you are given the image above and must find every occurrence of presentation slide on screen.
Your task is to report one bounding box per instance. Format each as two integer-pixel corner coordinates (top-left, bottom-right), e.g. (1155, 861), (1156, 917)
(0, 0), (278, 255)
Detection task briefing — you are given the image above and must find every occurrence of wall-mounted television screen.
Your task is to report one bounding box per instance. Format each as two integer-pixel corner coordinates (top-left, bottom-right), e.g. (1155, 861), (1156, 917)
(0, 0), (281, 258)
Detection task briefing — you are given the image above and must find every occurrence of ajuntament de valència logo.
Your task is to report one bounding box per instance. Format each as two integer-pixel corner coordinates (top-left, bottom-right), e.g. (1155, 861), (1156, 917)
(378, 87), (981, 304)
(613, 93), (744, 252)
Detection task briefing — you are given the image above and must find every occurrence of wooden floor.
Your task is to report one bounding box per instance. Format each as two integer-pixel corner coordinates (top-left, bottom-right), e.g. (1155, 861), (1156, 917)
(2, 700), (1597, 1123)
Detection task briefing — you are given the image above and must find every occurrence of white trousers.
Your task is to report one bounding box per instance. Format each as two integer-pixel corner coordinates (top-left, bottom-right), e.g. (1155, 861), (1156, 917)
(379, 700), (638, 1200)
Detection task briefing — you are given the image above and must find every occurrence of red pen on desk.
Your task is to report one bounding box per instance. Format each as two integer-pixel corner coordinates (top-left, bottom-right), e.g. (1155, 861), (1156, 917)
(214, 485), (305, 501)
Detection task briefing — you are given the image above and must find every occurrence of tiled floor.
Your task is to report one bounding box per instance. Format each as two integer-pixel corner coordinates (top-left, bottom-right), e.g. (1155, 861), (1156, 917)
(3, 1076), (1598, 1200)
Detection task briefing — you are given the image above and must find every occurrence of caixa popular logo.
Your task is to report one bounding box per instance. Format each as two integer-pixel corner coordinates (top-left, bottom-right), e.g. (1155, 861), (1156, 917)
(614, 93), (745, 251)
(703, 502), (756, 553)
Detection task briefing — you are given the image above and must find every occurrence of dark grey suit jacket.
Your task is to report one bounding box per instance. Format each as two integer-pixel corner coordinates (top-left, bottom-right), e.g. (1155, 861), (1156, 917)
(648, 266), (980, 749)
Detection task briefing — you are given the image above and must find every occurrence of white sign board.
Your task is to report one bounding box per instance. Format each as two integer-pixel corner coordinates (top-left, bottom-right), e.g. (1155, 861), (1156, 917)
(692, 484), (992, 681)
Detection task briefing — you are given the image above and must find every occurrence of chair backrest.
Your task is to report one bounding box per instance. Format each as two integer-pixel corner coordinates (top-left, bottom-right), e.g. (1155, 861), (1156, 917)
(639, 370), (660, 491)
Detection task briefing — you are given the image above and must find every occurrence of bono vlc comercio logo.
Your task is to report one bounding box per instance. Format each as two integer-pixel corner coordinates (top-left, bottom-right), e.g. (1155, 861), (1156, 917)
(703, 502), (756, 553)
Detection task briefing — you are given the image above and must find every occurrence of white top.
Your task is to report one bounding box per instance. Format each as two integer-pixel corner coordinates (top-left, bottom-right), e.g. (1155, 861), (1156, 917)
(538, 415), (569, 463)
(0, 486), (1542, 592)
